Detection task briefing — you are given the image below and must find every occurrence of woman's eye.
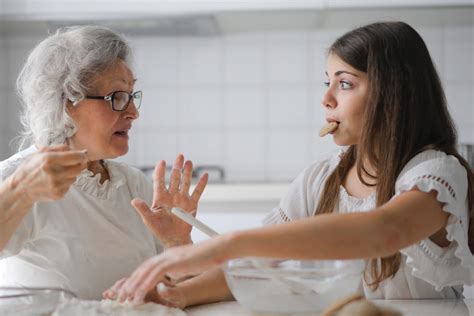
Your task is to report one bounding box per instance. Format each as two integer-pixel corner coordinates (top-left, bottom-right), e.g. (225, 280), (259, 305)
(339, 80), (352, 89)
(323, 81), (330, 87)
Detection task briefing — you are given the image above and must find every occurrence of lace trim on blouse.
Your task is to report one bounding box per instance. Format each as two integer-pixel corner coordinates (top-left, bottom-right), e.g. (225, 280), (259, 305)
(74, 161), (126, 200)
(338, 185), (376, 213)
(412, 174), (456, 200)
(278, 208), (291, 222)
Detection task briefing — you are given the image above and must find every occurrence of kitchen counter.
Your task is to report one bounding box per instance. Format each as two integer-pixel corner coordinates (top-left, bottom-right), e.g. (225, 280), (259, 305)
(196, 183), (289, 214)
(186, 300), (473, 316)
(199, 183), (290, 203)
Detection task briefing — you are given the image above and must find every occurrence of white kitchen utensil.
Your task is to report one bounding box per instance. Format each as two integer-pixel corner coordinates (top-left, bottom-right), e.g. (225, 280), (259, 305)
(171, 207), (219, 237)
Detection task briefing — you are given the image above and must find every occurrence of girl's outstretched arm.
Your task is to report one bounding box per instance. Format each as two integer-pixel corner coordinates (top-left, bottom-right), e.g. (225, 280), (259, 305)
(111, 189), (448, 304)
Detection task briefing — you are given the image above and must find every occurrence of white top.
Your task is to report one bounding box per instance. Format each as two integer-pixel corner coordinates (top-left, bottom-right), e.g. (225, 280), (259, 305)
(263, 149), (473, 299)
(0, 146), (162, 300)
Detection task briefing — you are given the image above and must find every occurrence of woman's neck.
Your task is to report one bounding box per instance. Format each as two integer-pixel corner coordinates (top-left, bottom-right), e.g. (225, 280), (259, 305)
(87, 160), (110, 184)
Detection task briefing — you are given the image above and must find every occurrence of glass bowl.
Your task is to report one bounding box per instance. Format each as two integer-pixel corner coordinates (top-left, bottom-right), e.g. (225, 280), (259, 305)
(0, 287), (76, 316)
(223, 258), (365, 314)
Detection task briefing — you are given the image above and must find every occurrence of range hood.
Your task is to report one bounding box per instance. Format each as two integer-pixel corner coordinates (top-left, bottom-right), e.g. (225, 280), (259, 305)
(1, 0), (473, 21)
(0, 0), (472, 37)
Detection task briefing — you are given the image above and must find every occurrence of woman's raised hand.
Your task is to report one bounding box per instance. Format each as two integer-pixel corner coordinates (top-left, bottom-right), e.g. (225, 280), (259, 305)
(132, 154), (208, 248)
(11, 144), (87, 203)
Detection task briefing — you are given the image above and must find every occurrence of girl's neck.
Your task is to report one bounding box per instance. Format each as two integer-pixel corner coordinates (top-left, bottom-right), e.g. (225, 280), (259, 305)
(343, 165), (377, 199)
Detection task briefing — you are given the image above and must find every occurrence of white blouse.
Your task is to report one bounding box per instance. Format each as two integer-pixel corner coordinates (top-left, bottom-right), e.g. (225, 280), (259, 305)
(0, 146), (162, 300)
(263, 149), (473, 299)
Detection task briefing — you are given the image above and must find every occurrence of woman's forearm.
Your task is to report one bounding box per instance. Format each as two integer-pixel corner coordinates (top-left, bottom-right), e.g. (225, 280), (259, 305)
(0, 175), (34, 250)
(179, 267), (233, 308)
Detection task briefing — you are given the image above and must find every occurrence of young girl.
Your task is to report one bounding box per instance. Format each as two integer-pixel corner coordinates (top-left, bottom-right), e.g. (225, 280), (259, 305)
(104, 21), (474, 305)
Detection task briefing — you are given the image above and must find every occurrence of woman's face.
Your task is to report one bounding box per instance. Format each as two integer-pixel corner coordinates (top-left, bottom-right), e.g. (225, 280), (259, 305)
(67, 59), (139, 161)
(322, 53), (368, 146)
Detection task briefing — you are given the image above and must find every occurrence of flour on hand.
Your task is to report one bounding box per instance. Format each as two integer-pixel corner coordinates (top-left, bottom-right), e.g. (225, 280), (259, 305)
(52, 298), (187, 316)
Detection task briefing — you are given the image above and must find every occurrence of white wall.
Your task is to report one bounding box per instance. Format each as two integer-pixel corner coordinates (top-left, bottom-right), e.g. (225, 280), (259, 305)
(0, 34), (9, 159)
(0, 9), (473, 184)
(126, 20), (473, 182)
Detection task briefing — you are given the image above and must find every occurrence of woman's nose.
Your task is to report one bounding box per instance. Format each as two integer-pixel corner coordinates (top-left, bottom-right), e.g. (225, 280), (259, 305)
(124, 100), (139, 120)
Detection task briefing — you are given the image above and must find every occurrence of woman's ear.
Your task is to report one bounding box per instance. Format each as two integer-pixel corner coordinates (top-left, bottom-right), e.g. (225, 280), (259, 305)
(65, 99), (79, 117)
(65, 99), (73, 110)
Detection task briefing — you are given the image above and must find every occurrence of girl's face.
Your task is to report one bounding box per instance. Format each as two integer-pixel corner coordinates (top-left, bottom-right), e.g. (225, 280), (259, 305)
(67, 59), (139, 161)
(322, 53), (368, 146)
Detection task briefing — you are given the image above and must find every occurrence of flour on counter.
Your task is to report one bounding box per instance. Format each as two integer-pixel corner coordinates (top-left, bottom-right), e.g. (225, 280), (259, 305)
(52, 298), (186, 316)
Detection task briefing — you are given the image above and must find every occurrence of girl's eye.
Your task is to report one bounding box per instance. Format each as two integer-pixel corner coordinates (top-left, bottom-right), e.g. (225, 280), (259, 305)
(323, 81), (330, 87)
(340, 80), (352, 89)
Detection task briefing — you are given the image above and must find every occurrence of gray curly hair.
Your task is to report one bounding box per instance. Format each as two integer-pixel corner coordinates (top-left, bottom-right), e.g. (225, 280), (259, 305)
(16, 25), (132, 148)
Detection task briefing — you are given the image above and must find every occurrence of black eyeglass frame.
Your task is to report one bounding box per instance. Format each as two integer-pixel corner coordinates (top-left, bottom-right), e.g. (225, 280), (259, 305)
(85, 90), (142, 112)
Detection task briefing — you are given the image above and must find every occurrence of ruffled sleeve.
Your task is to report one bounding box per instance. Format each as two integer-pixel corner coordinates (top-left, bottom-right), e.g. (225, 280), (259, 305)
(0, 147), (36, 259)
(395, 150), (473, 290)
(262, 150), (342, 226)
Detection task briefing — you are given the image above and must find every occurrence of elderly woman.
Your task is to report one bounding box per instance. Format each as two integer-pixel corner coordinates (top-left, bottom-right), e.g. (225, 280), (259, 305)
(0, 25), (207, 300)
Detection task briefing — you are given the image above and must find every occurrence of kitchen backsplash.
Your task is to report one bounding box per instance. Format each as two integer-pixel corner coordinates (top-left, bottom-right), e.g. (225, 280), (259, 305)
(0, 13), (472, 182)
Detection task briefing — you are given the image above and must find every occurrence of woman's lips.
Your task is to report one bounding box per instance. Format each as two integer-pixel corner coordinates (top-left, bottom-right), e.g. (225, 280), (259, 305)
(113, 130), (129, 139)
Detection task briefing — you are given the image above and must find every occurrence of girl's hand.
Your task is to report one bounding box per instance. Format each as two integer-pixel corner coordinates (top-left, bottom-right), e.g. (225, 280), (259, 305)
(11, 144), (87, 203)
(111, 235), (231, 304)
(133, 154), (208, 248)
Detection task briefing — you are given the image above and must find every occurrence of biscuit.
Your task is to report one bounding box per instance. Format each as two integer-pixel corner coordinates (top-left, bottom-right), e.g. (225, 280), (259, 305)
(319, 122), (339, 137)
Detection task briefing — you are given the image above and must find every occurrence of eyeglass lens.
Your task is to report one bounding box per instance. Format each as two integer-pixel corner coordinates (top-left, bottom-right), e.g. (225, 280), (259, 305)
(113, 91), (142, 111)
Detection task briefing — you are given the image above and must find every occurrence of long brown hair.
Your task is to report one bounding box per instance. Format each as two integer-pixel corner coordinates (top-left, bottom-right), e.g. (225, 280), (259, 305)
(315, 22), (474, 289)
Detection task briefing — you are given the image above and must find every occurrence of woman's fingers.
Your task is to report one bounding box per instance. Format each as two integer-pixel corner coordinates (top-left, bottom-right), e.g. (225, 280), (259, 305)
(180, 160), (193, 195)
(118, 252), (182, 303)
(132, 198), (153, 219)
(136, 264), (172, 298)
(45, 149), (88, 167)
(103, 278), (128, 300)
(169, 154), (184, 194)
(38, 143), (69, 153)
(117, 257), (155, 301)
(191, 173), (208, 203)
(61, 160), (87, 178)
(153, 160), (166, 190)
(18, 147), (88, 203)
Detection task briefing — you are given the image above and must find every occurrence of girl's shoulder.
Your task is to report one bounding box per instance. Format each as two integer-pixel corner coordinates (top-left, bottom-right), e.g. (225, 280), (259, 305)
(398, 149), (467, 181)
(396, 149), (469, 204)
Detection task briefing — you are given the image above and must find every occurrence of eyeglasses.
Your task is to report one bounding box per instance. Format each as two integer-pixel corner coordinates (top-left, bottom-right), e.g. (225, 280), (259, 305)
(85, 90), (142, 112)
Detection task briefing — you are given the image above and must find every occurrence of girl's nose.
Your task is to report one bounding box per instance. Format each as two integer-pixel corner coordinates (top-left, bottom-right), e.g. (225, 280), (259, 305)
(321, 88), (336, 109)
